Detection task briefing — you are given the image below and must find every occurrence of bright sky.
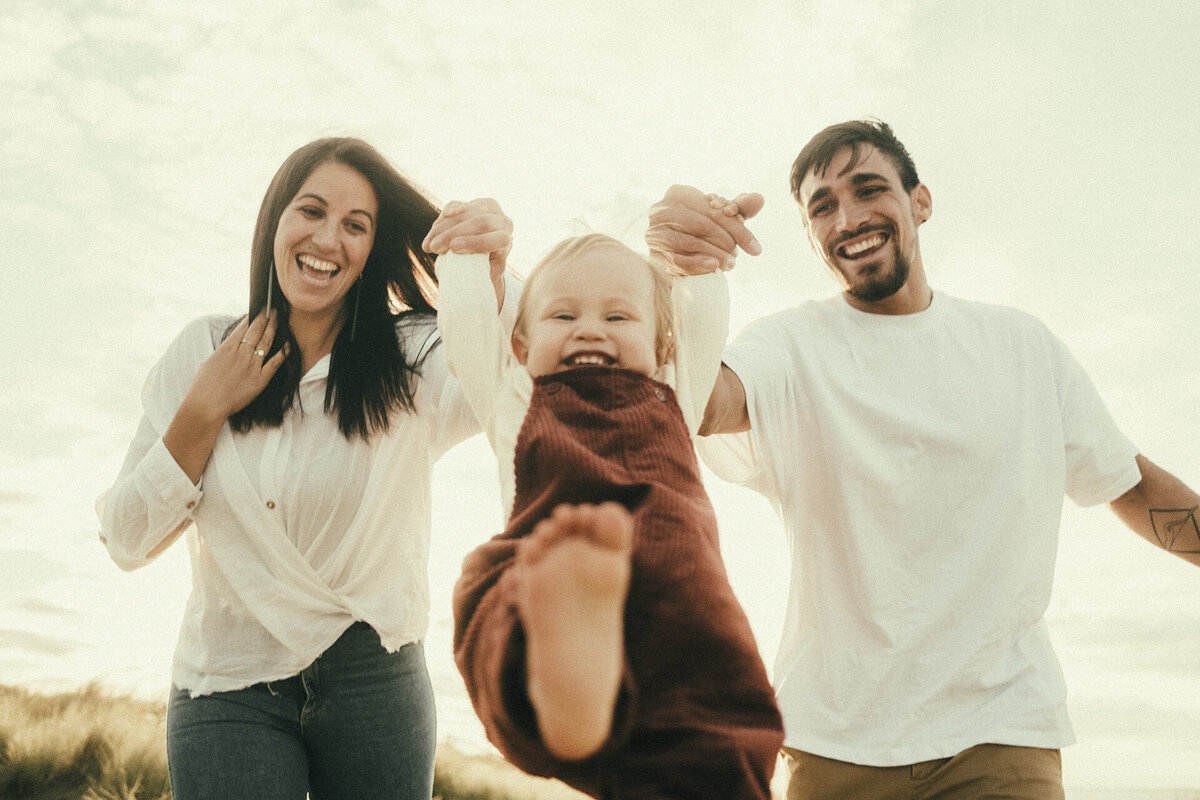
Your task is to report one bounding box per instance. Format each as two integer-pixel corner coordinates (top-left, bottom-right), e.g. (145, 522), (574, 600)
(2, 0), (1198, 792)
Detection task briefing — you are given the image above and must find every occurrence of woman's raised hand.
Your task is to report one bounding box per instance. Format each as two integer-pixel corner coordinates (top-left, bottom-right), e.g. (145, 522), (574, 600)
(423, 198), (514, 283)
(187, 310), (289, 422)
(164, 310), (289, 484)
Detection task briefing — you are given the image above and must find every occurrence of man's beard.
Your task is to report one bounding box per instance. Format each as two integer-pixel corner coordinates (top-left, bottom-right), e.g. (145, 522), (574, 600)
(844, 242), (910, 303)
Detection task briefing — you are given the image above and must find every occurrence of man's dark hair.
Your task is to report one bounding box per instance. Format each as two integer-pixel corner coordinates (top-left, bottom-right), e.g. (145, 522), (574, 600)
(790, 120), (921, 203)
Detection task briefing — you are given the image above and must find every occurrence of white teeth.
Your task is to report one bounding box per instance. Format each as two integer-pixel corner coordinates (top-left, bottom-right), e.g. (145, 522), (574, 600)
(298, 254), (338, 273)
(842, 234), (885, 256)
(570, 354), (610, 366)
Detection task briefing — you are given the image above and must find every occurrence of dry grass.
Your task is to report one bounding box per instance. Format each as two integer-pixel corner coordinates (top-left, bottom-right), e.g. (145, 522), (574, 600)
(0, 683), (170, 800)
(0, 684), (584, 800)
(432, 743), (585, 800)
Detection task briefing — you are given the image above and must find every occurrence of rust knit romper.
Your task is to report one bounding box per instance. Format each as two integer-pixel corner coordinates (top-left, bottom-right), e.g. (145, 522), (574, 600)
(453, 367), (784, 800)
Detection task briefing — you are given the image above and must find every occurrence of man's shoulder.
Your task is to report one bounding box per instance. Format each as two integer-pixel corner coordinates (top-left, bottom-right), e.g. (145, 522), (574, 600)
(727, 299), (842, 377)
(935, 294), (1075, 373)
(938, 292), (1051, 334)
(741, 296), (840, 332)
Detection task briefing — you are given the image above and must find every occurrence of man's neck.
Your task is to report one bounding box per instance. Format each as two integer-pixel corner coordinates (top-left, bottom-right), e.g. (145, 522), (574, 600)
(843, 280), (933, 315)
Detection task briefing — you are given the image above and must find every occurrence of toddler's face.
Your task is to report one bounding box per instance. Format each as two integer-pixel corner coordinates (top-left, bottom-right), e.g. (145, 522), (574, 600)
(514, 247), (659, 379)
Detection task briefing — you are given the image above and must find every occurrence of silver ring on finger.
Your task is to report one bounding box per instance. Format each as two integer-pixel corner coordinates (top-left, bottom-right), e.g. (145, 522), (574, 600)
(241, 338), (252, 345)
(253, 349), (266, 357)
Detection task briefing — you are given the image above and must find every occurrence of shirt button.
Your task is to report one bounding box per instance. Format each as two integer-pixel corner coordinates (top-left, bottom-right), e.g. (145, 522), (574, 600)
(266, 500), (276, 510)
(186, 500), (196, 509)
(545, 383), (561, 395)
(653, 387), (668, 402)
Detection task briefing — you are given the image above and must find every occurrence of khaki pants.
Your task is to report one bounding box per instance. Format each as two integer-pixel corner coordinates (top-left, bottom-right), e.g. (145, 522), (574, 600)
(783, 744), (1065, 800)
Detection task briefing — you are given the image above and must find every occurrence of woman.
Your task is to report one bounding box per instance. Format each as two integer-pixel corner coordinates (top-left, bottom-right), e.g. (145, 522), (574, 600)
(97, 137), (512, 799)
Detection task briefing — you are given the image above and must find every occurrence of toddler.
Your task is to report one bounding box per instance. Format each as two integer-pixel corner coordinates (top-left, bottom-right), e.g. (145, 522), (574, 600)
(436, 234), (783, 800)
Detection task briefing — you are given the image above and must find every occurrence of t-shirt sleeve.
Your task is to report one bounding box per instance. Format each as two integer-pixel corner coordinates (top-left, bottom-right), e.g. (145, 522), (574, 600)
(695, 316), (786, 500)
(1051, 330), (1141, 506)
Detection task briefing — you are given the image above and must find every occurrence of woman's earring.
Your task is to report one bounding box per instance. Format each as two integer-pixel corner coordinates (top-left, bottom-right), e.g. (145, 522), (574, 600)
(349, 275), (362, 343)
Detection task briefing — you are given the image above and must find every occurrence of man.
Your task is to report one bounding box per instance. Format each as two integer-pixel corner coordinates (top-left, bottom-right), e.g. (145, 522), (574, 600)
(645, 120), (1199, 800)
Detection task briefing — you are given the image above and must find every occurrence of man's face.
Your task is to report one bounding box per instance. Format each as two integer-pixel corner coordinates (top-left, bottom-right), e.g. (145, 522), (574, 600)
(797, 144), (931, 305)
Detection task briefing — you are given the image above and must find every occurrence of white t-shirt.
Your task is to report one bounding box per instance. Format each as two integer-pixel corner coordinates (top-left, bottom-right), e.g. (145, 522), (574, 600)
(97, 301), (513, 696)
(698, 291), (1141, 766)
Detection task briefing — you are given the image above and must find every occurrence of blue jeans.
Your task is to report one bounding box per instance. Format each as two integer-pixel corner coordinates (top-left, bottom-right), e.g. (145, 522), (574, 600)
(166, 623), (436, 800)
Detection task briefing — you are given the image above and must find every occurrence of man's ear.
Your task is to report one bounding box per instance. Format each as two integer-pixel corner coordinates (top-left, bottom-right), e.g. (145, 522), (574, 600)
(511, 331), (529, 365)
(911, 184), (932, 226)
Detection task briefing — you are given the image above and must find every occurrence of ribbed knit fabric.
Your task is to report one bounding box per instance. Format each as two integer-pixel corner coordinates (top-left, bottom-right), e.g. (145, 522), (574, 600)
(453, 367), (783, 800)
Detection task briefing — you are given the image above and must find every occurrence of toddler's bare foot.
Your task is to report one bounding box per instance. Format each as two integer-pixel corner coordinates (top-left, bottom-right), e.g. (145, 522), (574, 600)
(515, 502), (634, 761)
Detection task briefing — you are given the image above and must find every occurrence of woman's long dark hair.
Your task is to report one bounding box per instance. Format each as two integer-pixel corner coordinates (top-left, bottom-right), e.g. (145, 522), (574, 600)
(228, 138), (440, 438)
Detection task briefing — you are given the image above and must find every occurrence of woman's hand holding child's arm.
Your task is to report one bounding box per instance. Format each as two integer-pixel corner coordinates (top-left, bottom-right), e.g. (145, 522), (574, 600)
(424, 198), (513, 311)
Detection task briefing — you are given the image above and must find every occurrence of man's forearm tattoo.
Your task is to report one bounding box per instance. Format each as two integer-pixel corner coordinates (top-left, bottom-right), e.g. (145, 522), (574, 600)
(1150, 506), (1200, 553)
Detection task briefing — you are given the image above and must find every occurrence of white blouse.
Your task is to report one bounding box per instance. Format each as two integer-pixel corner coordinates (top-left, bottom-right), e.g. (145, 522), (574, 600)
(98, 293), (515, 696)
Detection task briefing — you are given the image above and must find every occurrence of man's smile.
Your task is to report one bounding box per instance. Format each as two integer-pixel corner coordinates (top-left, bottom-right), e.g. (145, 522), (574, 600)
(834, 230), (890, 260)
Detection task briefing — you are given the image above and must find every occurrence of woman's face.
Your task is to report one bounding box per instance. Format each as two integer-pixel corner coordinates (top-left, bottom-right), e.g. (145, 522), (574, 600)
(273, 160), (378, 328)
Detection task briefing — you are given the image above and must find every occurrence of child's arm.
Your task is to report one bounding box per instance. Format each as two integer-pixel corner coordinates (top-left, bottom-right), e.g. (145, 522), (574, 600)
(669, 270), (730, 435)
(435, 252), (512, 428)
